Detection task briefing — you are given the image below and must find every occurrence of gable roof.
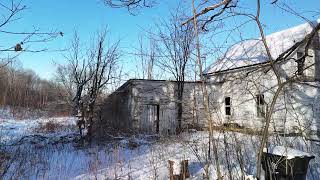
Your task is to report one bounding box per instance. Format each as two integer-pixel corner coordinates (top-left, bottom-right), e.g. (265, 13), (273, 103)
(203, 19), (320, 75)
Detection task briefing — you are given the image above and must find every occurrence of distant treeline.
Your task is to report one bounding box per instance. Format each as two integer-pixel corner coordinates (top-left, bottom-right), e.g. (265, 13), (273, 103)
(0, 62), (70, 116)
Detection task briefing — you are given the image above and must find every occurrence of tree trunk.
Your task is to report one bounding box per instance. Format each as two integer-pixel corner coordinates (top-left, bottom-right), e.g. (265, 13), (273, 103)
(177, 81), (184, 133)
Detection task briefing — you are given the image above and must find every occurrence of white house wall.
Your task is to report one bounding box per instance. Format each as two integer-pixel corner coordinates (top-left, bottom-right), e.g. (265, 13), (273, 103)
(205, 43), (320, 135)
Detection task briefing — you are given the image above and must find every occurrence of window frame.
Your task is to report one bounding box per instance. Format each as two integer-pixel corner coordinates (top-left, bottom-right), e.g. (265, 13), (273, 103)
(256, 94), (266, 118)
(225, 97), (231, 116)
(296, 51), (305, 76)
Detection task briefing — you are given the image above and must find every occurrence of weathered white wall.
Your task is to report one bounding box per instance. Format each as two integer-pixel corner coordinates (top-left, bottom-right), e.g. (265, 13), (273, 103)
(105, 36), (320, 136)
(205, 42), (320, 135)
(129, 80), (212, 135)
(130, 80), (177, 135)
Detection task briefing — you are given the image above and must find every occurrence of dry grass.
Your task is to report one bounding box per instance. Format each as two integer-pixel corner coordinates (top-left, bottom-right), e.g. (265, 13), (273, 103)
(212, 125), (305, 137)
(0, 152), (10, 175)
(34, 120), (75, 133)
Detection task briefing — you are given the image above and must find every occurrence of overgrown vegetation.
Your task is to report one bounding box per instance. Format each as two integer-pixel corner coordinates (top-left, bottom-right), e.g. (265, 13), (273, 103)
(1, 0), (320, 179)
(0, 64), (60, 108)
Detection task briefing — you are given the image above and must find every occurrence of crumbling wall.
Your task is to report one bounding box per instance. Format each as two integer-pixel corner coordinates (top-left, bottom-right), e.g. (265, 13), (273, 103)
(101, 79), (219, 134)
(181, 83), (217, 130)
(130, 80), (212, 134)
(130, 80), (177, 135)
(100, 85), (131, 132)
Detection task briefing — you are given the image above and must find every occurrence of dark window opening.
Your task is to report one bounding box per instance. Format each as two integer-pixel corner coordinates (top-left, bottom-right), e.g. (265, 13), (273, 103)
(225, 97), (231, 116)
(225, 107), (231, 116)
(225, 97), (231, 106)
(256, 94), (266, 117)
(156, 104), (160, 133)
(256, 94), (265, 105)
(296, 52), (305, 75)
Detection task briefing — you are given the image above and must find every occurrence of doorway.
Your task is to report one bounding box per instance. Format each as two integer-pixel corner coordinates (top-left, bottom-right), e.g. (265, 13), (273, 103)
(141, 104), (160, 133)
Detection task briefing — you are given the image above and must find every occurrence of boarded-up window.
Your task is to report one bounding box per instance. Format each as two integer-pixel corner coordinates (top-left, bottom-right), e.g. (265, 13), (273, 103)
(256, 94), (266, 118)
(225, 97), (231, 116)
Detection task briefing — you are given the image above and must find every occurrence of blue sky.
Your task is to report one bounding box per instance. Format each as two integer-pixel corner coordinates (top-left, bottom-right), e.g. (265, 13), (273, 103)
(2, 0), (176, 79)
(1, 0), (319, 80)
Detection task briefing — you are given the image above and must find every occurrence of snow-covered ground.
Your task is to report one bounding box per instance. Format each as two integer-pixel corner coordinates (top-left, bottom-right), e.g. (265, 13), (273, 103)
(73, 132), (320, 180)
(0, 107), (77, 144)
(1, 108), (319, 179)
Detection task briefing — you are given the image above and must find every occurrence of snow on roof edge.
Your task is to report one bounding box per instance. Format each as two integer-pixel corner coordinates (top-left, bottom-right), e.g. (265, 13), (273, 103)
(204, 19), (320, 75)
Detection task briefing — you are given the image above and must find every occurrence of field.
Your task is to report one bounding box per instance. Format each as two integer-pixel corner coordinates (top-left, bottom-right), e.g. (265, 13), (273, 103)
(0, 108), (319, 179)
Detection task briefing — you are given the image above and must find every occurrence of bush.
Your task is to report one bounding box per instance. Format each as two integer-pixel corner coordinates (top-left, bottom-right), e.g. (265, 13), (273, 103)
(35, 121), (63, 133)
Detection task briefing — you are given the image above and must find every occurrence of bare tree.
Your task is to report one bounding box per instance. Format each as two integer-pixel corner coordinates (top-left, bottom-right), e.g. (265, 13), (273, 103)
(136, 35), (156, 79)
(56, 30), (120, 138)
(103, 0), (155, 12)
(155, 11), (194, 132)
(55, 32), (92, 136)
(85, 31), (120, 138)
(0, 0), (62, 67)
(184, 0), (320, 179)
(190, 0), (224, 179)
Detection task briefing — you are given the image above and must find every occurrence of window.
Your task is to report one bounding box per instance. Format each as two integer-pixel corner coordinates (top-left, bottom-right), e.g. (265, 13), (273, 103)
(225, 97), (231, 116)
(256, 94), (266, 118)
(296, 52), (305, 75)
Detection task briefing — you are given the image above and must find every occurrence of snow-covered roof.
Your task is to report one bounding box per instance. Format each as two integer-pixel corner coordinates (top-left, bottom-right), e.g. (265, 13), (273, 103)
(204, 19), (320, 74)
(265, 146), (314, 159)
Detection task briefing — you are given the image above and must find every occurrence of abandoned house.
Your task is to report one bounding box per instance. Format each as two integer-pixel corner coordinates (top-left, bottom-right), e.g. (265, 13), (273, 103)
(102, 20), (320, 136)
(101, 79), (211, 135)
